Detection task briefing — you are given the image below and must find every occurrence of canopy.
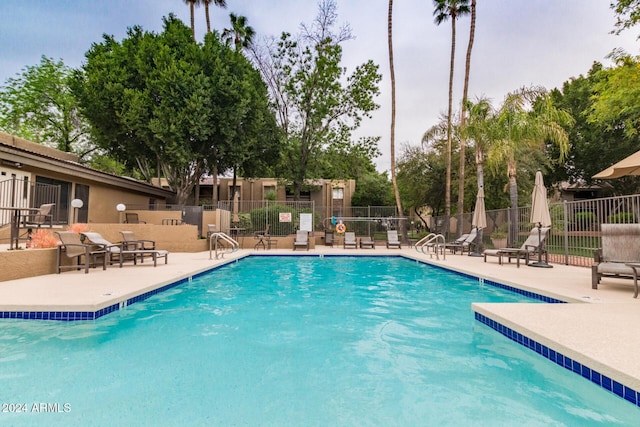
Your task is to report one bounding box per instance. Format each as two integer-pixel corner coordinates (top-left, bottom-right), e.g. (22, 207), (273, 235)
(471, 187), (487, 229)
(593, 149), (640, 179)
(530, 171), (551, 227)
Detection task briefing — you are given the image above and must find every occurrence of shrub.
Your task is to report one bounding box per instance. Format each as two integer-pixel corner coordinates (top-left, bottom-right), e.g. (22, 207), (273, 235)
(29, 229), (59, 249)
(575, 211), (596, 228)
(607, 212), (636, 223)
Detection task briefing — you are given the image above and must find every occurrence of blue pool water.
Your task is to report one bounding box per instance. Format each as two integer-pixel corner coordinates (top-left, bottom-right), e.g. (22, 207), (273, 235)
(0, 256), (637, 426)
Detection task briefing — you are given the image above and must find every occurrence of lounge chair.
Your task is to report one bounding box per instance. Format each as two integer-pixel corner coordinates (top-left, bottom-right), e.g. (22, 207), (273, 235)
(445, 228), (478, 254)
(360, 236), (375, 249)
(344, 232), (358, 249)
(430, 232), (469, 253)
(293, 230), (309, 251)
(81, 231), (169, 267)
(120, 230), (168, 265)
(324, 230), (335, 247)
(22, 203), (55, 228)
(386, 230), (401, 249)
(592, 223), (640, 297)
(55, 231), (107, 274)
(125, 213), (146, 224)
(483, 227), (550, 267)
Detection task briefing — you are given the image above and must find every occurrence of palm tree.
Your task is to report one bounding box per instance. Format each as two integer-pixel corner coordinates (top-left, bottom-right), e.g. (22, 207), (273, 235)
(202, 0), (227, 33)
(433, 0), (470, 238)
(488, 87), (573, 243)
(183, 0), (201, 39)
(457, 0), (476, 234)
(388, 0), (406, 240)
(222, 13), (255, 52)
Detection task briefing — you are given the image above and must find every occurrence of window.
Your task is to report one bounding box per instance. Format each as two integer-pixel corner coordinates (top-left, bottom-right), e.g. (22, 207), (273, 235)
(332, 188), (344, 200)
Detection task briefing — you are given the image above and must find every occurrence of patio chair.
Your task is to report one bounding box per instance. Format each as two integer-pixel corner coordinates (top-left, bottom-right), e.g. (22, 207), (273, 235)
(386, 230), (401, 249)
(22, 203), (55, 228)
(483, 227), (550, 267)
(592, 223), (640, 297)
(324, 230), (335, 247)
(125, 213), (146, 224)
(120, 230), (168, 265)
(344, 232), (358, 249)
(254, 224), (271, 250)
(359, 235), (375, 249)
(293, 230), (310, 251)
(55, 231), (107, 274)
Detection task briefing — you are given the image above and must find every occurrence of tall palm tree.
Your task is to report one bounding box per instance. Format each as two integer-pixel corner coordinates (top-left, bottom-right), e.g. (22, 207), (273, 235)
(457, 0), (476, 234)
(488, 88), (573, 243)
(389, 0), (406, 240)
(183, 0), (201, 39)
(433, 0), (470, 238)
(222, 13), (255, 51)
(202, 0), (227, 33)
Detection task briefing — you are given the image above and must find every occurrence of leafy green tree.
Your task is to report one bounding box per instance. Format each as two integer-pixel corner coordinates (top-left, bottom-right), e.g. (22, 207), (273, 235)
(252, 0), (382, 200)
(611, 0), (640, 35)
(432, 0), (470, 235)
(351, 170), (394, 207)
(0, 56), (90, 156)
(550, 61), (640, 194)
(74, 15), (278, 204)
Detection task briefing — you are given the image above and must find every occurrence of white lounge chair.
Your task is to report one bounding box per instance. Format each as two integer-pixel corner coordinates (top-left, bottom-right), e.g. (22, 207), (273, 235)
(293, 230), (309, 251)
(344, 232), (357, 249)
(386, 230), (401, 249)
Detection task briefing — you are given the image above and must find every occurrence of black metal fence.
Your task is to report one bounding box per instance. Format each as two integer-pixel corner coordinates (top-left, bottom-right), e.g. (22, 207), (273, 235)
(431, 193), (640, 267)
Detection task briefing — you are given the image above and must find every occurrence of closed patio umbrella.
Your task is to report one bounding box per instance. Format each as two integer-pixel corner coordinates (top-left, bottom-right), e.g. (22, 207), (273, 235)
(593, 149), (640, 179)
(530, 170), (552, 268)
(469, 186), (486, 257)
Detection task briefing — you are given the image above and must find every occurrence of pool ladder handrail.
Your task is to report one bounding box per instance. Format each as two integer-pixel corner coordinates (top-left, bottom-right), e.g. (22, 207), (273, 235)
(414, 233), (446, 260)
(209, 232), (240, 260)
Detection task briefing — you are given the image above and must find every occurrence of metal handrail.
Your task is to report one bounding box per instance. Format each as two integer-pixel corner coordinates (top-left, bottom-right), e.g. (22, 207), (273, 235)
(209, 232), (239, 260)
(415, 233), (446, 260)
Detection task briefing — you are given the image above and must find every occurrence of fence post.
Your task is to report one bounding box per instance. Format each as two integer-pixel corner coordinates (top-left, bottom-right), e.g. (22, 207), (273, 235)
(563, 200), (569, 265)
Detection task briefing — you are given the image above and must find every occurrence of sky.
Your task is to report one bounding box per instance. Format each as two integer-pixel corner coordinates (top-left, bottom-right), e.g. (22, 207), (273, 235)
(1, 0), (639, 174)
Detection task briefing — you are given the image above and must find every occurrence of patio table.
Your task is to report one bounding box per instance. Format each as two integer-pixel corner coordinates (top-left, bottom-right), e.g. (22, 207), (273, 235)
(0, 206), (40, 250)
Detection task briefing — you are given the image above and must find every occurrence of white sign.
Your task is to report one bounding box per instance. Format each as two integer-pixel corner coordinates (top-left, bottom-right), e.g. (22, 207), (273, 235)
(299, 213), (313, 232)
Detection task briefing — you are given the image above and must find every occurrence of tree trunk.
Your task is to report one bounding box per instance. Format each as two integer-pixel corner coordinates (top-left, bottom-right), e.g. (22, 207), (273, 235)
(189, 3), (196, 39)
(205, 3), (211, 33)
(388, 0), (407, 241)
(508, 159), (519, 245)
(457, 0), (476, 236)
(444, 16), (457, 238)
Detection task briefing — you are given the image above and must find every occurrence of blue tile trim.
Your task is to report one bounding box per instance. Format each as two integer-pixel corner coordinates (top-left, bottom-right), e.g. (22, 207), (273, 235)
(0, 303), (120, 322)
(475, 312), (640, 408)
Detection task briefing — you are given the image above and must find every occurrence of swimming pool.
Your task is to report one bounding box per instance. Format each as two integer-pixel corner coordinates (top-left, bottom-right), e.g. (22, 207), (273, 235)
(0, 256), (637, 426)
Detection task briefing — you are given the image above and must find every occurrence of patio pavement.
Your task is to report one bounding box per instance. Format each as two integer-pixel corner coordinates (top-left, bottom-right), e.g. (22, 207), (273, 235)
(1, 244), (639, 398)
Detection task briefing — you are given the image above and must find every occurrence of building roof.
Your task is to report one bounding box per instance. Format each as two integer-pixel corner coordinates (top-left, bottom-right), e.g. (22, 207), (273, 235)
(0, 132), (174, 198)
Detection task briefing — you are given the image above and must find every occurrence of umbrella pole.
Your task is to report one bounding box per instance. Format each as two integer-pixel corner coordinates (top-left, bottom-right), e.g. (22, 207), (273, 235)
(469, 227), (483, 257)
(529, 223), (552, 268)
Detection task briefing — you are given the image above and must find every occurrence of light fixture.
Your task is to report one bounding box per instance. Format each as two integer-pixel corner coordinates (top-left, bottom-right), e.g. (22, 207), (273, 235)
(71, 199), (83, 223)
(116, 203), (126, 224)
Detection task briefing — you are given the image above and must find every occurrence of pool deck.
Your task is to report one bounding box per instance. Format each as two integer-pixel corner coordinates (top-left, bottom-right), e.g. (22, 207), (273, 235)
(1, 245), (640, 401)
